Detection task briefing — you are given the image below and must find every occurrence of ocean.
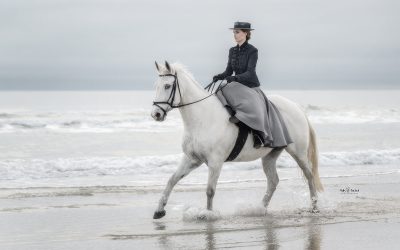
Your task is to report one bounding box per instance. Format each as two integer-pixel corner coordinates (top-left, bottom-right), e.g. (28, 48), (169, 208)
(0, 89), (399, 190)
(1, 89), (400, 249)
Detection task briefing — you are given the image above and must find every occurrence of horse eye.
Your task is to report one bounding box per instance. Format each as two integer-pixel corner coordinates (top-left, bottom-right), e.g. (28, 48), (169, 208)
(164, 84), (171, 90)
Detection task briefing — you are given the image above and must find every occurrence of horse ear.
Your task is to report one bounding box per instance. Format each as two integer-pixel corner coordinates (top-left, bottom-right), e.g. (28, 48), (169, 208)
(155, 61), (160, 72)
(165, 60), (171, 73)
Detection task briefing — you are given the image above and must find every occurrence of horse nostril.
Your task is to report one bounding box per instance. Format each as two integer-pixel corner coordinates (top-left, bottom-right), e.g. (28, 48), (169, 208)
(155, 112), (161, 118)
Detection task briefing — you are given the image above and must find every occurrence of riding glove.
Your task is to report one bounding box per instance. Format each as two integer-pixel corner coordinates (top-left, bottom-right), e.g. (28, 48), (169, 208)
(225, 76), (237, 83)
(212, 74), (224, 82)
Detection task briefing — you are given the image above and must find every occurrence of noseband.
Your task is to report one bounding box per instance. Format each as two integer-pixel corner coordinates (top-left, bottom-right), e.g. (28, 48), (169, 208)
(152, 72), (228, 116)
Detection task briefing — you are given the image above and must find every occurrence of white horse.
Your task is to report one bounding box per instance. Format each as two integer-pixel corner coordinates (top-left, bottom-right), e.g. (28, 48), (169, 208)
(151, 61), (324, 219)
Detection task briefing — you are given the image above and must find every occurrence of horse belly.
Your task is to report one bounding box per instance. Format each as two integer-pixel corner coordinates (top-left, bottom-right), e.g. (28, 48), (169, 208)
(232, 141), (273, 162)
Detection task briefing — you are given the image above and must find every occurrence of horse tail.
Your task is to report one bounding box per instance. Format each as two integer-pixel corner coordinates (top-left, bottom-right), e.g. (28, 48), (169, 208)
(306, 117), (324, 192)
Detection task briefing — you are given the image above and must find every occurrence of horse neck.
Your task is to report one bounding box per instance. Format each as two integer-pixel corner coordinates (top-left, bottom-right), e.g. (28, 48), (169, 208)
(177, 75), (222, 132)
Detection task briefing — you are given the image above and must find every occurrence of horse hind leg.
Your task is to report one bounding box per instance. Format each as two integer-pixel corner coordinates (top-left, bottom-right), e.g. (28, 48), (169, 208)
(286, 148), (319, 213)
(261, 148), (285, 209)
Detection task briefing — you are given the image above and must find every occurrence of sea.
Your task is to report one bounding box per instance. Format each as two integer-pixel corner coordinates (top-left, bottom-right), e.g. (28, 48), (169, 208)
(0, 89), (399, 190)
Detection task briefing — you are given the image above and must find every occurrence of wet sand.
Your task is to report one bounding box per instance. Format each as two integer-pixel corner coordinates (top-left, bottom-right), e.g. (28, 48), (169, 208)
(0, 171), (399, 250)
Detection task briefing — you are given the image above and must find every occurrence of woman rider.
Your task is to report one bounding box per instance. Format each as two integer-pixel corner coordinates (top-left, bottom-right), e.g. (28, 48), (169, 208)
(213, 21), (293, 149)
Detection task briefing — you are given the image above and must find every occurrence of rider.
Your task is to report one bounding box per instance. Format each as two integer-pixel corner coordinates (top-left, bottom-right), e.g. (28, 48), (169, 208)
(213, 21), (293, 149)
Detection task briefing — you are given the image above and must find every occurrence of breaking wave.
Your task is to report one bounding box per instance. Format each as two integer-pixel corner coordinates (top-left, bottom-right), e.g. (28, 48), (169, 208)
(1, 149), (399, 183)
(0, 105), (399, 133)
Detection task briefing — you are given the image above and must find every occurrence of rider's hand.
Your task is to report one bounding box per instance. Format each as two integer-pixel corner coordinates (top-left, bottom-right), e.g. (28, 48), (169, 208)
(213, 74), (223, 82)
(225, 76), (237, 83)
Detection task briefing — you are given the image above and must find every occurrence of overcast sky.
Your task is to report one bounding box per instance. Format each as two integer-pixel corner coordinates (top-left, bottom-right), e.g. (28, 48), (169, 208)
(0, 0), (399, 90)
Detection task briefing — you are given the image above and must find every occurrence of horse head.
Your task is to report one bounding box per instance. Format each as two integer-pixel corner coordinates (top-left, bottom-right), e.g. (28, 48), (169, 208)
(151, 61), (183, 121)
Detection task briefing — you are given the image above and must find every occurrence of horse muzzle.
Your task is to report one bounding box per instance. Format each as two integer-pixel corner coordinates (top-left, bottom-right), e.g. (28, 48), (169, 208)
(151, 108), (167, 121)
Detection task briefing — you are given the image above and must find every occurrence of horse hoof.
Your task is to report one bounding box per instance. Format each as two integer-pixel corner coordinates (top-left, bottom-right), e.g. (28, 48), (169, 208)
(196, 214), (207, 221)
(153, 210), (166, 219)
(311, 208), (320, 213)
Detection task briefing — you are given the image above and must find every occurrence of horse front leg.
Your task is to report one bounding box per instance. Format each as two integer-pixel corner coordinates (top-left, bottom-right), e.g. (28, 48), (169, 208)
(206, 164), (222, 210)
(153, 154), (202, 219)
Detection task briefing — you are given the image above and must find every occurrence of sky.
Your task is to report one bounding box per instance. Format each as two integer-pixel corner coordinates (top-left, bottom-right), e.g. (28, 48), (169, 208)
(0, 0), (399, 90)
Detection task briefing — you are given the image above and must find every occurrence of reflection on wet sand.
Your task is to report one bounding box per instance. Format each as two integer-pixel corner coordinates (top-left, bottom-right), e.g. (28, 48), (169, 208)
(305, 217), (322, 250)
(263, 218), (279, 250)
(261, 216), (322, 250)
(154, 215), (323, 250)
(205, 222), (216, 250)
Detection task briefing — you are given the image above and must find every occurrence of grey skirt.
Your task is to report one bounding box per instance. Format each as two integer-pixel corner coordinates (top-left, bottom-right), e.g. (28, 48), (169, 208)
(216, 81), (294, 148)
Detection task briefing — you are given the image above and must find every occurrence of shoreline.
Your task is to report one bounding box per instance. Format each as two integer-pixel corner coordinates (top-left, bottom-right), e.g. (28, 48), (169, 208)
(1, 172), (399, 249)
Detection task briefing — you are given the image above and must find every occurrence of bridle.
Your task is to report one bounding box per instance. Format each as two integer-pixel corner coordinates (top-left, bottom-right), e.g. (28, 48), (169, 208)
(152, 72), (229, 116)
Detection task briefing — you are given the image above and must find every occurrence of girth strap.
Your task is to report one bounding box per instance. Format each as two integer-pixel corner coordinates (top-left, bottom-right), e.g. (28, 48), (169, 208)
(225, 122), (250, 162)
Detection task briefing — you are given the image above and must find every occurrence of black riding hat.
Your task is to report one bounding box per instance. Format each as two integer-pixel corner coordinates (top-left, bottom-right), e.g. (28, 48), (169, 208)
(229, 21), (254, 30)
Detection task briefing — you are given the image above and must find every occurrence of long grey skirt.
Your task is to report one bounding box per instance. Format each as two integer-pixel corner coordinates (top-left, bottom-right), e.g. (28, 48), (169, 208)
(216, 81), (294, 148)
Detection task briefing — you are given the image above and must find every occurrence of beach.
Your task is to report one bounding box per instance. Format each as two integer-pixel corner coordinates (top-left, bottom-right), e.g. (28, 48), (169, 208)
(1, 171), (399, 250)
(0, 90), (399, 249)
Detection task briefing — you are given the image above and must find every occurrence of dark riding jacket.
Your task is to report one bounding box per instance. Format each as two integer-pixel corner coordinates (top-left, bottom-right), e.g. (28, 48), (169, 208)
(217, 40), (261, 88)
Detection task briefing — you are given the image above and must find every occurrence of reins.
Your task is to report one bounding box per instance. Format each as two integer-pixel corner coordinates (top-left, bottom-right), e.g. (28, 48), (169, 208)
(152, 72), (230, 115)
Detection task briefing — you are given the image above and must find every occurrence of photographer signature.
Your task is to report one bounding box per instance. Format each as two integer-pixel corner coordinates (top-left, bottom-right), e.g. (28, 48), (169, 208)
(340, 187), (360, 194)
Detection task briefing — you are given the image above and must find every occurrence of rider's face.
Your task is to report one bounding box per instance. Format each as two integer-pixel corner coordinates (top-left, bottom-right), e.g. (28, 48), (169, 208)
(233, 29), (247, 44)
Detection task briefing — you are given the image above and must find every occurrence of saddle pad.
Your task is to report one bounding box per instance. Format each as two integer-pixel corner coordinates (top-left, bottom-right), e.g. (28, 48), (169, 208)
(225, 122), (250, 162)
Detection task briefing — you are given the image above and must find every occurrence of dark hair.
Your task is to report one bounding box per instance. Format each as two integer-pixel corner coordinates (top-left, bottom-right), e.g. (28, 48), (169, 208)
(241, 29), (251, 41)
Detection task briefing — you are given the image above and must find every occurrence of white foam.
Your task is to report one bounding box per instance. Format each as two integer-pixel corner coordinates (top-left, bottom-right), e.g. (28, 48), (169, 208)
(1, 149), (400, 185)
(0, 109), (183, 133)
(302, 104), (400, 124)
(320, 149), (400, 166)
(1, 105), (399, 134)
(182, 206), (222, 222)
(232, 202), (267, 217)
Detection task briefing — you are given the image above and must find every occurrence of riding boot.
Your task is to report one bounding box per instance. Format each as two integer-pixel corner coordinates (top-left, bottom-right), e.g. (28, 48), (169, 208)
(225, 105), (235, 116)
(229, 116), (240, 124)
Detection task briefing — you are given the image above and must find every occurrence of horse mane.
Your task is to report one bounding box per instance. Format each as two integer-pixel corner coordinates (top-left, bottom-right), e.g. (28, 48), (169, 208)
(171, 62), (205, 91)
(154, 62), (206, 93)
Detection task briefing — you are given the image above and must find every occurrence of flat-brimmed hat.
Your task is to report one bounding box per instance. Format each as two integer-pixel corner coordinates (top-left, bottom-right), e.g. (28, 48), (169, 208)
(229, 21), (254, 30)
